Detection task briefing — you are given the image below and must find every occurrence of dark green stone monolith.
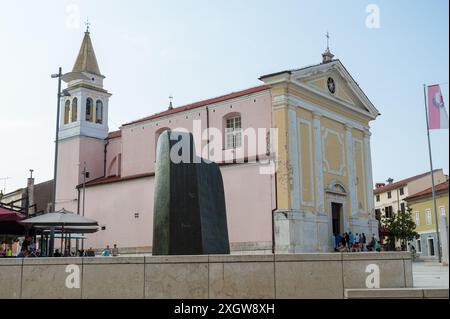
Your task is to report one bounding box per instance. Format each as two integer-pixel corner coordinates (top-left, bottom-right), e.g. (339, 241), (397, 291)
(152, 130), (230, 255)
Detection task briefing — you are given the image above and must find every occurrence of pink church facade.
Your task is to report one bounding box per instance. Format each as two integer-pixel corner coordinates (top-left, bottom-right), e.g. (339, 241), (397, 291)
(55, 31), (277, 254)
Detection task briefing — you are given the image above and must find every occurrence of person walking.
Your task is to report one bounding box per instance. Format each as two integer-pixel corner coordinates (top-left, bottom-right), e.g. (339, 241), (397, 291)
(361, 233), (367, 251)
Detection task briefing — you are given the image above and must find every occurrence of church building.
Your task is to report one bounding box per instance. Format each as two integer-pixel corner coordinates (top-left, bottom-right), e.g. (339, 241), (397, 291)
(55, 29), (380, 254)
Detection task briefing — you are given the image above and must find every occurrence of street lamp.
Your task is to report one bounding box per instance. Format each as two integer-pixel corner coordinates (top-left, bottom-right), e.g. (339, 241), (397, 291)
(48, 68), (70, 257)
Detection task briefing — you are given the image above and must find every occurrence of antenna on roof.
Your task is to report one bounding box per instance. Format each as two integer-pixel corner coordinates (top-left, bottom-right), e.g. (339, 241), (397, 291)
(168, 95), (174, 110)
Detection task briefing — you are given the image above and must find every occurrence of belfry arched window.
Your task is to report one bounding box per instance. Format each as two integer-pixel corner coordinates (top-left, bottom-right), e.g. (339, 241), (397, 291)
(224, 113), (242, 149)
(71, 98), (78, 122)
(86, 98), (93, 122)
(96, 100), (103, 124)
(64, 100), (70, 124)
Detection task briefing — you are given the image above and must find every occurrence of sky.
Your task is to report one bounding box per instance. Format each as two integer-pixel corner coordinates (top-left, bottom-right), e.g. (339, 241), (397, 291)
(0, 0), (448, 193)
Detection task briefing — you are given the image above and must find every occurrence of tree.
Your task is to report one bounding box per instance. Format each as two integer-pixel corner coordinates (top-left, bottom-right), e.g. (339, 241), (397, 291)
(382, 207), (419, 251)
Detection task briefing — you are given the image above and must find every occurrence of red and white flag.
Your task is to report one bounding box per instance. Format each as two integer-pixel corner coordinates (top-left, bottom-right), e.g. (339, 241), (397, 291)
(428, 84), (449, 130)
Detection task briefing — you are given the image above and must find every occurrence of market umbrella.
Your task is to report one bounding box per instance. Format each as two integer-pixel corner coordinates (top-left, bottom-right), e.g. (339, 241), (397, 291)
(20, 208), (98, 254)
(0, 206), (26, 235)
(20, 208), (98, 226)
(34, 225), (99, 234)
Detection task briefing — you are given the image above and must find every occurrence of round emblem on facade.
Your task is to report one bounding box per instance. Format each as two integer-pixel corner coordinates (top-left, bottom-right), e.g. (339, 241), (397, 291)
(327, 77), (336, 94)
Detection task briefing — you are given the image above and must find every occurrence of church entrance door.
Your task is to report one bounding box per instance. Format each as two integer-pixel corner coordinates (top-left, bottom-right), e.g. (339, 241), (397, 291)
(331, 202), (343, 235)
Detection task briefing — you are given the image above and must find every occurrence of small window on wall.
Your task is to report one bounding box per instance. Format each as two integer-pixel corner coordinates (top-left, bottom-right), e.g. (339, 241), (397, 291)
(399, 187), (404, 196)
(440, 206), (446, 217)
(387, 191), (392, 199)
(376, 194), (380, 202)
(64, 100), (70, 124)
(425, 209), (432, 225)
(225, 115), (242, 149)
(86, 98), (93, 122)
(71, 98), (78, 122)
(415, 212), (420, 226)
(96, 100), (103, 124)
(385, 206), (393, 219)
(417, 239), (421, 253)
(400, 202), (406, 213)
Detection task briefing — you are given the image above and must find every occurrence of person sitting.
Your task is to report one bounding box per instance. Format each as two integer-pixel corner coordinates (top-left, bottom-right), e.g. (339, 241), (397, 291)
(87, 247), (96, 257)
(17, 248), (28, 258)
(101, 245), (111, 257)
(53, 249), (62, 257)
(112, 244), (119, 257)
(375, 241), (381, 252)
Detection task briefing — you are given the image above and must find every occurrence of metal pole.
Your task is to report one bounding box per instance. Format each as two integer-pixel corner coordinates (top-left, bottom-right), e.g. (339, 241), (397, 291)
(423, 84), (442, 263)
(81, 162), (86, 251)
(49, 67), (63, 257)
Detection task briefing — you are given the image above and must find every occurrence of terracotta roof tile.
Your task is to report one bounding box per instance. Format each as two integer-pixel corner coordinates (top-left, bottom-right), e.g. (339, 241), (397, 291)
(107, 130), (121, 139)
(373, 169), (442, 194)
(123, 85), (270, 127)
(405, 181), (449, 201)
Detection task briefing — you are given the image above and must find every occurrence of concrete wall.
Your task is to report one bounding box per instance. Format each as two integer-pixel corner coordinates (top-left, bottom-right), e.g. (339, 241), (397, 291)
(0, 252), (412, 299)
(345, 288), (449, 299)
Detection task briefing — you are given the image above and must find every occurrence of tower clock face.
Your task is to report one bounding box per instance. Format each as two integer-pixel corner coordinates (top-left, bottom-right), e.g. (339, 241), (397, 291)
(327, 77), (336, 94)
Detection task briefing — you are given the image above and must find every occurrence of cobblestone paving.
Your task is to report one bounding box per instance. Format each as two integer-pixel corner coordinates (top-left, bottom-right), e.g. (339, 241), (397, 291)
(413, 261), (449, 288)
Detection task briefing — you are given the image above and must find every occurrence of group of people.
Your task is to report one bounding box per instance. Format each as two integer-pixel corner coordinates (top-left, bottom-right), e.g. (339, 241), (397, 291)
(333, 232), (381, 252)
(1, 236), (40, 258)
(1, 238), (120, 258)
(100, 244), (119, 257)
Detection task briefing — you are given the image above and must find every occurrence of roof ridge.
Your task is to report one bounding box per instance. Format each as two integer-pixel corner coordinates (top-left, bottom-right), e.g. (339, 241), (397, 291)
(122, 85), (270, 127)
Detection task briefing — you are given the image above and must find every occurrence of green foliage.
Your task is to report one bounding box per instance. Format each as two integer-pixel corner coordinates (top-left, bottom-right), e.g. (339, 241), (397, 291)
(382, 206), (419, 251)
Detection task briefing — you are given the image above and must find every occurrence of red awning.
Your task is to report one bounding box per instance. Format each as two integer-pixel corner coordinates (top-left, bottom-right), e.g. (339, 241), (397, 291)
(0, 206), (26, 222)
(379, 227), (391, 236)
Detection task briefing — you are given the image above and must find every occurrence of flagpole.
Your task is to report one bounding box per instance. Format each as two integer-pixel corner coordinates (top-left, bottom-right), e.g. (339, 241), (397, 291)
(423, 84), (442, 263)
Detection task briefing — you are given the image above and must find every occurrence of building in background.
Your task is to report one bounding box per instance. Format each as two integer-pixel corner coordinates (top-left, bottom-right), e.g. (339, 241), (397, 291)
(373, 169), (447, 233)
(55, 29), (380, 254)
(0, 172), (53, 216)
(405, 180), (449, 259)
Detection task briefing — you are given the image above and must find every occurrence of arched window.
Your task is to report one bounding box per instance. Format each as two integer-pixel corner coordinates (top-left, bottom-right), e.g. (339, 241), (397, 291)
(64, 100), (70, 124)
(224, 114), (242, 149)
(71, 98), (78, 122)
(95, 100), (103, 124)
(86, 98), (93, 122)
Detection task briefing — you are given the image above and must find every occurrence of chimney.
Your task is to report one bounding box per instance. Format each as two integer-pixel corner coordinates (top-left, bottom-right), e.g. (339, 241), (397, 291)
(27, 169), (35, 215)
(375, 183), (386, 189)
(386, 178), (394, 185)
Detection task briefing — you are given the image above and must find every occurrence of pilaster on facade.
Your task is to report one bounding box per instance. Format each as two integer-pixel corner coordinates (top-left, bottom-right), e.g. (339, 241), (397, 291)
(313, 111), (325, 214)
(287, 107), (301, 210)
(345, 123), (357, 216)
(364, 129), (375, 218)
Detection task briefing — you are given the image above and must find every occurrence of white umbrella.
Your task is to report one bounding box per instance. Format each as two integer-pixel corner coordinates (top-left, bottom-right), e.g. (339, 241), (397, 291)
(20, 209), (98, 226)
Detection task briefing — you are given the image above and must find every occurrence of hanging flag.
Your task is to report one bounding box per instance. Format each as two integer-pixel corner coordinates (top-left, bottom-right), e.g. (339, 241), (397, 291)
(428, 84), (449, 130)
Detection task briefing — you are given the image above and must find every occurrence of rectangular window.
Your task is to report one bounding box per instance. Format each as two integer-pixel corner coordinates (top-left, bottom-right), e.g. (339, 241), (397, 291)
(425, 209), (432, 225)
(375, 209), (381, 221)
(225, 116), (242, 149)
(415, 212), (420, 226)
(399, 187), (404, 196)
(417, 239), (421, 253)
(385, 206), (393, 219)
(440, 206), (446, 217)
(376, 194), (380, 202)
(401, 202), (406, 213)
(387, 191), (392, 199)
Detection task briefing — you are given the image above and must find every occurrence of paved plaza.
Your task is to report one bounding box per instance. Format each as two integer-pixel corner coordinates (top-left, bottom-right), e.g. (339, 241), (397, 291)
(413, 261), (449, 288)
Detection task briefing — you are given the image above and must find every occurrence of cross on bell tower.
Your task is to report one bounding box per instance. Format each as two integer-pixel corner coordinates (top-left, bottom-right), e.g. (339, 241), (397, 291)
(85, 18), (91, 33)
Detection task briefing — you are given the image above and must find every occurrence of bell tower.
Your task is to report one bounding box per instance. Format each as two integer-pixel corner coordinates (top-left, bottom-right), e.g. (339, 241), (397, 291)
(55, 27), (111, 211)
(59, 28), (111, 140)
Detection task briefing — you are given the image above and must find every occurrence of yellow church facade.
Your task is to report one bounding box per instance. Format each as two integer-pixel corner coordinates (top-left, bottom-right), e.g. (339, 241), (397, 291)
(261, 55), (380, 252)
